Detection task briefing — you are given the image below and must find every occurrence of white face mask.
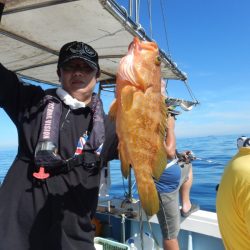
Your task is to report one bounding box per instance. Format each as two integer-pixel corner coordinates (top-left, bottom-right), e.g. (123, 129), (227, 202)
(56, 88), (86, 109)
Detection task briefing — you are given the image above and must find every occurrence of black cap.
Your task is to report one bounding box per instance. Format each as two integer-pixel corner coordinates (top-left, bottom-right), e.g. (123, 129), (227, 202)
(58, 41), (100, 76)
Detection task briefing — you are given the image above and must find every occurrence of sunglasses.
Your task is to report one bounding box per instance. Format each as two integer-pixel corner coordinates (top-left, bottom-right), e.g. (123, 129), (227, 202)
(62, 63), (95, 73)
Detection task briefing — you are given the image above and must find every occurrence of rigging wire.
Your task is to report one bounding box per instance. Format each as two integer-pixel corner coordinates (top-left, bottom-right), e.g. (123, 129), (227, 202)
(135, 0), (140, 23)
(138, 0), (140, 22)
(159, 0), (171, 57)
(184, 80), (199, 104)
(147, 0), (153, 38)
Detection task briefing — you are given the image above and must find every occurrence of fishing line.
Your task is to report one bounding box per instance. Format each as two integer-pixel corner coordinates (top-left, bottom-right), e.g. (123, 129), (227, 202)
(194, 157), (225, 166)
(177, 150), (226, 167)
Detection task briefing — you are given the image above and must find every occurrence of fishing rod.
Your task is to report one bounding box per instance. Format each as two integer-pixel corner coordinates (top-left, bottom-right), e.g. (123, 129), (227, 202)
(185, 151), (226, 166)
(194, 157), (225, 166)
(121, 151), (226, 198)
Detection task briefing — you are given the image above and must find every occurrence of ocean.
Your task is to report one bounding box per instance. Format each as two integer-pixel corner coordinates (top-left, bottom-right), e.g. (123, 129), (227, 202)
(0, 134), (239, 212)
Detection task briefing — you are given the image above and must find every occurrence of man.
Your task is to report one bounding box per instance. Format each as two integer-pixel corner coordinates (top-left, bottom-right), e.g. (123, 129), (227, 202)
(0, 41), (117, 250)
(155, 114), (199, 250)
(216, 136), (250, 250)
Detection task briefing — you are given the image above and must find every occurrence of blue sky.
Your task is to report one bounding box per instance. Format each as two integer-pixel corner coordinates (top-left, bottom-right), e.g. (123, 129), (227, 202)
(1, 0), (250, 147)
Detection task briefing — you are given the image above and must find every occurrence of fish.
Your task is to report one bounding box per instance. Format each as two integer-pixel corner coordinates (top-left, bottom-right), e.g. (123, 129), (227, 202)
(109, 37), (168, 216)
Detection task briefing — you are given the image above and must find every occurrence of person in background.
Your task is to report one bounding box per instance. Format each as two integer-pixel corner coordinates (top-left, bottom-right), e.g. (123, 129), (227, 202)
(0, 41), (117, 250)
(216, 136), (250, 250)
(155, 109), (199, 250)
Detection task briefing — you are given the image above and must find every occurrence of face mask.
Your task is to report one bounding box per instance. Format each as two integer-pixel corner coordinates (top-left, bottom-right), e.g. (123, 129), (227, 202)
(56, 88), (86, 109)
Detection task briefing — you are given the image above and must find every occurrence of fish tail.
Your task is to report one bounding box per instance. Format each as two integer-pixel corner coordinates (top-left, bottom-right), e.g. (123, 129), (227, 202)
(135, 170), (159, 216)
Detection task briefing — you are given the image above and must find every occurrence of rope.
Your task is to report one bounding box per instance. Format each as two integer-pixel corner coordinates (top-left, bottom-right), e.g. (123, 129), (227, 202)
(146, 215), (161, 250)
(139, 204), (145, 250)
(122, 175), (129, 198)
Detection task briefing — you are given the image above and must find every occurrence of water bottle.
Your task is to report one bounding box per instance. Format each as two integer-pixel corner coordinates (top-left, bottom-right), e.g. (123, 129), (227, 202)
(127, 238), (138, 250)
(126, 233), (155, 250)
(130, 242), (138, 250)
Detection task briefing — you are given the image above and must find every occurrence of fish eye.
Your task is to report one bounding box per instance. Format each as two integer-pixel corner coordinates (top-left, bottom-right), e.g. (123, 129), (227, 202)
(155, 56), (161, 66)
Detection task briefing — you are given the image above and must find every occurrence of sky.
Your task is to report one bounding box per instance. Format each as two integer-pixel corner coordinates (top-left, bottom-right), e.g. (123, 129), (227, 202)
(1, 0), (250, 147)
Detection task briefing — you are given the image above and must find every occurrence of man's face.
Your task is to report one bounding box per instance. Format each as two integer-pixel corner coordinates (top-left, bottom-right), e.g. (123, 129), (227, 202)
(58, 58), (98, 100)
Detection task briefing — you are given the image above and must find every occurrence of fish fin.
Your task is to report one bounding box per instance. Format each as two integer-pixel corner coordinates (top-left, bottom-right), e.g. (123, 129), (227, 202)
(108, 99), (118, 120)
(119, 141), (130, 178)
(160, 96), (168, 135)
(152, 98), (168, 179)
(135, 170), (159, 216)
(152, 149), (167, 179)
(121, 86), (136, 111)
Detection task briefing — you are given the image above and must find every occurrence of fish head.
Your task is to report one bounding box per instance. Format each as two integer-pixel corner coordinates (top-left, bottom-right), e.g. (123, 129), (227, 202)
(117, 37), (162, 92)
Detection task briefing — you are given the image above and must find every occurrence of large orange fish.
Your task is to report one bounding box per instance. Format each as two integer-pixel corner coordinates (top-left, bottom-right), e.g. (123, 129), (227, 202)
(109, 37), (168, 216)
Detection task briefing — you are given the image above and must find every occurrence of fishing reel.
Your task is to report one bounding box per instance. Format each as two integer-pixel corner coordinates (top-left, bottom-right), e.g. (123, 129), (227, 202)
(165, 99), (181, 118)
(168, 107), (181, 117)
(186, 151), (196, 161)
(165, 97), (198, 117)
(177, 151), (196, 163)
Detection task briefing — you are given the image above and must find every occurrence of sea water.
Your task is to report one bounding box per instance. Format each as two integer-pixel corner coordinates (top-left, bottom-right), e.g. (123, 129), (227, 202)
(0, 134), (239, 212)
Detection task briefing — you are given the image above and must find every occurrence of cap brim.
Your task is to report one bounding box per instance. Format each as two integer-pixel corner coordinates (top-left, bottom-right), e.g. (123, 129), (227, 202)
(59, 55), (99, 71)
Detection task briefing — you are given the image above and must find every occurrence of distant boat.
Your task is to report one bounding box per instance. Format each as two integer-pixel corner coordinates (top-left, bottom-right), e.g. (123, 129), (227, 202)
(0, 1), (222, 249)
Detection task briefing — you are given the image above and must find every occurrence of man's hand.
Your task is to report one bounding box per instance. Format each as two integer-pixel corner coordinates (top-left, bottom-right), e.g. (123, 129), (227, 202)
(165, 115), (176, 159)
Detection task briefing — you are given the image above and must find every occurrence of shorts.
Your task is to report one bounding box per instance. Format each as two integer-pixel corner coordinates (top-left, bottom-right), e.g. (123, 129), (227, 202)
(157, 162), (191, 240)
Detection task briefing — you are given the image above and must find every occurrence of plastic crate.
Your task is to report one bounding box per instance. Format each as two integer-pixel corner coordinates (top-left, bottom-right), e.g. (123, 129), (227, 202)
(94, 237), (130, 250)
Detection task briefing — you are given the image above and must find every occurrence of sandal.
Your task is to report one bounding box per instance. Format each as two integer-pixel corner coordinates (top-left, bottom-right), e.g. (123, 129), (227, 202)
(181, 204), (200, 217)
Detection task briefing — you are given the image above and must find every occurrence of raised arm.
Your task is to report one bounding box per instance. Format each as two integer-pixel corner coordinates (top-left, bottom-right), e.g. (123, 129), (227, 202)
(0, 63), (44, 125)
(164, 115), (176, 159)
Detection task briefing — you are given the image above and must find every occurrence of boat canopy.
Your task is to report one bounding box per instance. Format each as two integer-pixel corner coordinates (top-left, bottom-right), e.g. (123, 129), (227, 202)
(0, 0), (187, 86)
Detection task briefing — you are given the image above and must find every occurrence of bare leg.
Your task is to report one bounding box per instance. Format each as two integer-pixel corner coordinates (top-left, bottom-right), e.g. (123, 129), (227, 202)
(180, 166), (192, 213)
(163, 238), (179, 250)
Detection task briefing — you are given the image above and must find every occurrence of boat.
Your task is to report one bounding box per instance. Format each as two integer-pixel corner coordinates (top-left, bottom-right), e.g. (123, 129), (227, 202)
(0, 0), (223, 249)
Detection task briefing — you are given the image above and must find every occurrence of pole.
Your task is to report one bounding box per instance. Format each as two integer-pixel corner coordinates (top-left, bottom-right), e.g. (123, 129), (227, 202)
(128, 167), (132, 200)
(129, 0), (133, 17)
(0, 0), (6, 22)
(135, 0), (139, 23)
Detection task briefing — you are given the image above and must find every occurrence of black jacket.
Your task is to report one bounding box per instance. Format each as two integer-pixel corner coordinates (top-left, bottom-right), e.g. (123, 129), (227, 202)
(0, 63), (118, 250)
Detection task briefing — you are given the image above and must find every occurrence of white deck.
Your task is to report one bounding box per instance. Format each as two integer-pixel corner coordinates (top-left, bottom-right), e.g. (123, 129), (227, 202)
(148, 209), (221, 239)
(97, 197), (224, 249)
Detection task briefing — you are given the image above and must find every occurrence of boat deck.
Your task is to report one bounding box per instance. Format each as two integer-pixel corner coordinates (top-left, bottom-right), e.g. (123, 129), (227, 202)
(95, 197), (225, 250)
